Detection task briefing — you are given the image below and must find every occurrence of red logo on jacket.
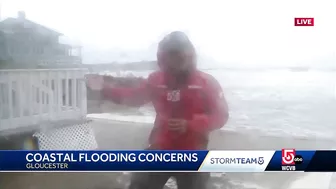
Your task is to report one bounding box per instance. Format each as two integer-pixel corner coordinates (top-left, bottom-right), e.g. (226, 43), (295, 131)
(167, 90), (180, 102)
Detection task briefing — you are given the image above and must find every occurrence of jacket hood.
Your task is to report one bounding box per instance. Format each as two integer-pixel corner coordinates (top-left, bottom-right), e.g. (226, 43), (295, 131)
(157, 31), (197, 73)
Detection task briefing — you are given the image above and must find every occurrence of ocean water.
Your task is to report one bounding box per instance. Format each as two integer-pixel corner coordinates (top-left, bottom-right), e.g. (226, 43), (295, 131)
(89, 69), (336, 141)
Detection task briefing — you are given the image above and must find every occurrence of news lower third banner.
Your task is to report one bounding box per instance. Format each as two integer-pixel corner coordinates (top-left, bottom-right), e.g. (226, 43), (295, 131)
(0, 150), (335, 172)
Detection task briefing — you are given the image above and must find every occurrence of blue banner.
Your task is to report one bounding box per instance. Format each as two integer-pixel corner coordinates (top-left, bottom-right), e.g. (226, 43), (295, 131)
(0, 150), (208, 171)
(2, 150), (336, 172)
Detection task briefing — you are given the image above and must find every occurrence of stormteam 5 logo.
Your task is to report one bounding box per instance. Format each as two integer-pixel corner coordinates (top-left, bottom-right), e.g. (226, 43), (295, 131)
(281, 149), (303, 171)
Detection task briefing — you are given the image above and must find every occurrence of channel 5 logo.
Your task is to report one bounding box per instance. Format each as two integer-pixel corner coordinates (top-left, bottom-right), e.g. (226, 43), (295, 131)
(281, 149), (303, 171)
(282, 149), (296, 165)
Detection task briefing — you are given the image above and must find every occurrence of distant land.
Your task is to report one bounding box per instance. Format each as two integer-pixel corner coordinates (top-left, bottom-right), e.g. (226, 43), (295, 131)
(2, 59), (333, 72)
(83, 61), (158, 72)
(79, 61), (335, 73)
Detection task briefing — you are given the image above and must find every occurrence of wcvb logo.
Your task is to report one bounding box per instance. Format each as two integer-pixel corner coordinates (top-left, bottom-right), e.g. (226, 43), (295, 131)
(282, 149), (295, 165)
(294, 18), (314, 26)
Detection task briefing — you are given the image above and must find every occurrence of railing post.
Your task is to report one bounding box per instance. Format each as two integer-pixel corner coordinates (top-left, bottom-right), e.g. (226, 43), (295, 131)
(38, 71), (42, 121)
(28, 71), (33, 119)
(47, 70), (53, 121)
(65, 70), (69, 111)
(0, 72), (3, 127)
(57, 71), (62, 118)
(18, 71), (24, 118)
(71, 71), (77, 110)
(80, 70), (87, 118)
(7, 73), (13, 128)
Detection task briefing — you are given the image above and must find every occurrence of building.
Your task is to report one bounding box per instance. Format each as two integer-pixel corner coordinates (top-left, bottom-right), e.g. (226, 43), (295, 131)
(0, 11), (82, 69)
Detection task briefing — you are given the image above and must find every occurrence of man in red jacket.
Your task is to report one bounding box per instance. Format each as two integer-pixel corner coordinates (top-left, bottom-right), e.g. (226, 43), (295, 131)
(87, 31), (229, 189)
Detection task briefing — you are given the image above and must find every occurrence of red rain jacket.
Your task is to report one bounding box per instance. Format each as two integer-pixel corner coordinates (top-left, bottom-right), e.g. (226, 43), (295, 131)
(102, 70), (229, 150)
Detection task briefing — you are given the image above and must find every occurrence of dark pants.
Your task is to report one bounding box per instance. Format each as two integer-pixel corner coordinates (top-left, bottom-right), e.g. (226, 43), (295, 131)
(128, 172), (210, 189)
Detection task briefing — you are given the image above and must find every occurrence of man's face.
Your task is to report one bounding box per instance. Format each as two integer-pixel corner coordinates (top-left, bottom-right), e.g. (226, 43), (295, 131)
(159, 49), (192, 73)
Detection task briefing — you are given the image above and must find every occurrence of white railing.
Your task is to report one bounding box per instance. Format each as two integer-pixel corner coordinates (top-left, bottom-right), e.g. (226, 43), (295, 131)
(0, 69), (88, 132)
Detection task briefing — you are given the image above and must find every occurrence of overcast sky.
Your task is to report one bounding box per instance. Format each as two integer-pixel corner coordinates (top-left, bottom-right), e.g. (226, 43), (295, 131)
(1, 0), (335, 66)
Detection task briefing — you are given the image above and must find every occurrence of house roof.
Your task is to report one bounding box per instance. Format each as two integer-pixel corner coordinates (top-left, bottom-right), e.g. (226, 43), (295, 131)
(0, 17), (63, 36)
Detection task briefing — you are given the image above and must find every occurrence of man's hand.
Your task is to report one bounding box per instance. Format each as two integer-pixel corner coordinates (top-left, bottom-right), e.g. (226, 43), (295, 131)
(86, 75), (105, 91)
(168, 119), (187, 133)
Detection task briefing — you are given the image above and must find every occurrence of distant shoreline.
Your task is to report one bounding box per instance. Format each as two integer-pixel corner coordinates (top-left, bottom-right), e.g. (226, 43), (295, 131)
(83, 61), (335, 71)
(83, 63), (336, 72)
(1, 60), (334, 72)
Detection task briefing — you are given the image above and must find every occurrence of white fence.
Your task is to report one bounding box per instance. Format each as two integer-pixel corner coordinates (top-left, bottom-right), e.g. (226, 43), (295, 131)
(0, 69), (88, 132)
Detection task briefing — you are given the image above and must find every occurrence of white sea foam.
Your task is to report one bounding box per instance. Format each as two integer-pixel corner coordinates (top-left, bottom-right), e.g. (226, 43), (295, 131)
(88, 113), (154, 124)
